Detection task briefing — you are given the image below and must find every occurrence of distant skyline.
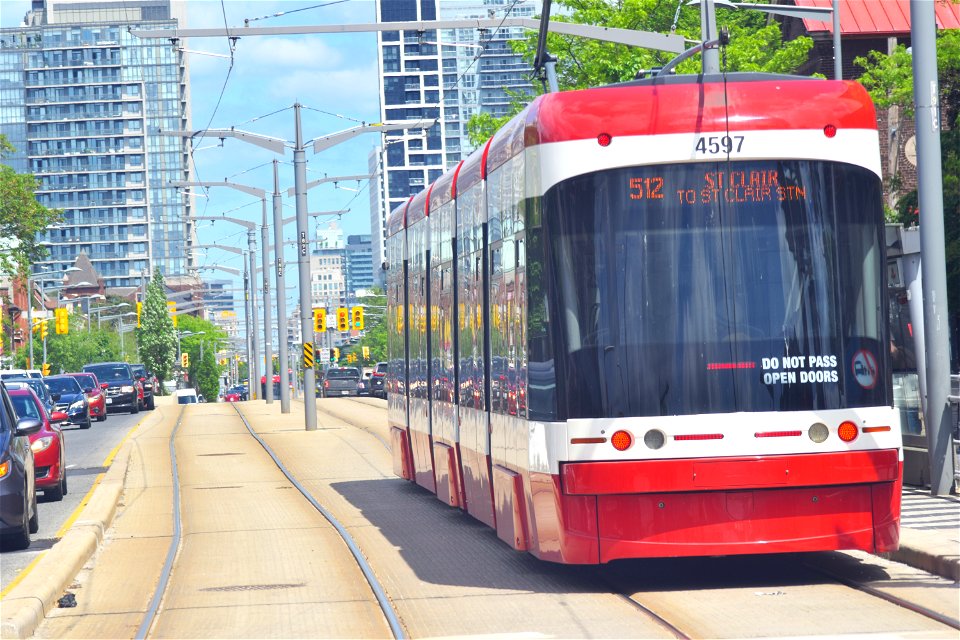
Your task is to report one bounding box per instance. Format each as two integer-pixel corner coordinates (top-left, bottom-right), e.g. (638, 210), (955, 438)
(2, 0), (384, 292)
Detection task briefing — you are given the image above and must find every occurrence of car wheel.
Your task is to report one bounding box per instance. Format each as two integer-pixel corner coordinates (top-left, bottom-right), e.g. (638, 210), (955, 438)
(97, 410), (107, 422)
(81, 410), (92, 429)
(28, 492), (39, 534)
(3, 495), (32, 550)
(147, 396), (155, 410)
(47, 473), (65, 501)
(130, 401), (139, 415)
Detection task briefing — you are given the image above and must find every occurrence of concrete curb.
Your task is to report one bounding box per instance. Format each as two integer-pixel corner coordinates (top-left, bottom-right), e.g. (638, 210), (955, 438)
(0, 408), (164, 640)
(882, 528), (960, 581)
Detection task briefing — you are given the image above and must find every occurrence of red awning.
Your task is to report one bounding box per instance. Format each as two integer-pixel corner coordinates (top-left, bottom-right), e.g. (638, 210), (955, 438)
(796, 0), (960, 36)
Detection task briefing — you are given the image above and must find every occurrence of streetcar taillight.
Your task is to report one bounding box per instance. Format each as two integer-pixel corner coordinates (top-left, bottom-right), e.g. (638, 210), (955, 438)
(597, 133), (612, 147)
(838, 421), (859, 442)
(611, 430), (633, 451)
(808, 422), (829, 443)
(823, 124), (837, 138)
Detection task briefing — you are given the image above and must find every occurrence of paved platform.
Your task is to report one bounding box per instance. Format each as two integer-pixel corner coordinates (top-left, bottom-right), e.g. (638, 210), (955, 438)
(2, 397), (958, 639)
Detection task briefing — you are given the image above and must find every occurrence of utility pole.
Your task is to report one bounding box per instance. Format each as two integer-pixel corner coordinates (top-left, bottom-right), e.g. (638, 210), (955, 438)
(293, 103), (317, 430)
(911, 0), (955, 495)
(273, 160), (291, 413)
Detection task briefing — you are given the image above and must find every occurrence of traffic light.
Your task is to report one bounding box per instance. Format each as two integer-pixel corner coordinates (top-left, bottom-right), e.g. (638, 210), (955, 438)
(351, 306), (364, 331)
(167, 301), (178, 327)
(42, 363), (50, 376)
(40, 320), (47, 339)
(336, 307), (349, 332)
(313, 308), (326, 333)
(136, 301), (142, 328)
(362, 346), (370, 360)
(54, 308), (69, 334)
(181, 352), (189, 368)
(332, 347), (339, 362)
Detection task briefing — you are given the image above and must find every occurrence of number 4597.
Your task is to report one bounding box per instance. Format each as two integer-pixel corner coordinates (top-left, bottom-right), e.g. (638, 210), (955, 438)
(695, 135), (744, 154)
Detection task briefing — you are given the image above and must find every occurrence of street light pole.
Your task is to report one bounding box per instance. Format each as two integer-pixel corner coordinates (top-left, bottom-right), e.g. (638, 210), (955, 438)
(172, 179), (274, 403)
(294, 103), (318, 430)
(273, 159), (291, 413)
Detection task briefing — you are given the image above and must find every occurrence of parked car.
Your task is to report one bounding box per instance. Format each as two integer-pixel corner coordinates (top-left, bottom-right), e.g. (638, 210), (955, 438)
(370, 362), (387, 399)
(8, 387), (67, 501)
(130, 364), (156, 410)
(0, 382), (42, 550)
(175, 388), (199, 404)
(0, 369), (42, 381)
(82, 362), (140, 414)
(321, 367), (362, 398)
(64, 372), (107, 422)
(43, 375), (91, 429)
(3, 377), (55, 416)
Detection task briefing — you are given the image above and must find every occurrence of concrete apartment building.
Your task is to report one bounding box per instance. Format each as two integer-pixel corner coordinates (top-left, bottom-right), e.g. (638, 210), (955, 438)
(0, 0), (193, 289)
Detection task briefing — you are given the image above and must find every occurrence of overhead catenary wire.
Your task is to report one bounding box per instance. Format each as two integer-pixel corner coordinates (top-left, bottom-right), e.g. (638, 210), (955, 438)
(244, 0), (352, 26)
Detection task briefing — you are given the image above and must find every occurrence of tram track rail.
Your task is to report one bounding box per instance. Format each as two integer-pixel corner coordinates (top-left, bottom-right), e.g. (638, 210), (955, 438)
(132, 401), (406, 640)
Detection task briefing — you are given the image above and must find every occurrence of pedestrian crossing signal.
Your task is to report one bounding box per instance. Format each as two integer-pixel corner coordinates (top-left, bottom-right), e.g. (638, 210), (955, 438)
(351, 306), (364, 331)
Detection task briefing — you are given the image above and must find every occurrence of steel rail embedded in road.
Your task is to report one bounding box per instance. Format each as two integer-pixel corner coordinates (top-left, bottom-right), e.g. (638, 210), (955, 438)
(231, 402), (406, 639)
(136, 406), (186, 640)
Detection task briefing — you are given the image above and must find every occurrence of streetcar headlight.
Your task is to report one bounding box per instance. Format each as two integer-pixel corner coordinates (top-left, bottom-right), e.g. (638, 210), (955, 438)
(643, 429), (665, 450)
(808, 422), (830, 443)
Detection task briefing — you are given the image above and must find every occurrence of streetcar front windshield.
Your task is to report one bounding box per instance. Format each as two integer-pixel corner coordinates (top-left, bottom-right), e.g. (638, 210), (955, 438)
(532, 160), (888, 419)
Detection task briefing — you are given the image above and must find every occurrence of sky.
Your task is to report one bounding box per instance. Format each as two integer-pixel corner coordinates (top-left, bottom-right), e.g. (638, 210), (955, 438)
(1, 0), (385, 310)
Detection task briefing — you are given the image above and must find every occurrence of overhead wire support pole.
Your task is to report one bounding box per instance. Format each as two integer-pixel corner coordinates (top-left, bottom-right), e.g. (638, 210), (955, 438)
(910, 0), (955, 495)
(172, 178), (274, 403)
(293, 103), (318, 431)
(273, 160), (291, 413)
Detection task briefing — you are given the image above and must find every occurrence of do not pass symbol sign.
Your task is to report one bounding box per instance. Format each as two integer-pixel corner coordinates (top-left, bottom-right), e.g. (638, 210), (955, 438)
(851, 350), (878, 389)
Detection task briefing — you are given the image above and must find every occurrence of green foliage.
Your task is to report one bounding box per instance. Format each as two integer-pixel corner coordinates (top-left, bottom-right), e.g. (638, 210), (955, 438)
(341, 290), (387, 366)
(0, 134), (62, 277)
(135, 268), (176, 388)
(466, 0), (814, 145)
(178, 313), (227, 399)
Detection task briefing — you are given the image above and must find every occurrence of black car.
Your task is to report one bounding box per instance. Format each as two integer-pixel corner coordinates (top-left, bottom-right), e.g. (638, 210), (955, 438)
(82, 362), (140, 414)
(3, 377), (55, 415)
(0, 382), (43, 550)
(130, 364), (156, 410)
(370, 362), (387, 399)
(43, 375), (91, 429)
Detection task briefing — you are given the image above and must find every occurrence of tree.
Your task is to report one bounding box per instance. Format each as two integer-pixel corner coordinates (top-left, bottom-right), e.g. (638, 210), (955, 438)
(855, 29), (960, 364)
(136, 268), (177, 389)
(17, 311), (129, 373)
(0, 134), (62, 276)
(467, 0), (815, 145)
(178, 313), (227, 400)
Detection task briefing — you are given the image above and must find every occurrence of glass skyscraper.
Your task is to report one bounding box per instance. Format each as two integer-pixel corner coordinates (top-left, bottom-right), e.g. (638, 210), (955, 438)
(371, 0), (536, 275)
(0, 0), (192, 287)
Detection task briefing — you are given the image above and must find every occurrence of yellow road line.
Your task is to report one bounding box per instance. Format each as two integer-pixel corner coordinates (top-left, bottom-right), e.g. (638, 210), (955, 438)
(54, 473), (104, 539)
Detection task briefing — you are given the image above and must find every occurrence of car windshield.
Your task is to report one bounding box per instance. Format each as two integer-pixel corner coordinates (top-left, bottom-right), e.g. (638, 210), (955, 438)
(86, 365), (130, 381)
(131, 366), (145, 377)
(327, 369), (359, 379)
(10, 394), (42, 420)
(374, 363), (387, 375)
(5, 379), (46, 399)
(72, 374), (97, 392)
(46, 377), (82, 394)
(177, 395), (197, 404)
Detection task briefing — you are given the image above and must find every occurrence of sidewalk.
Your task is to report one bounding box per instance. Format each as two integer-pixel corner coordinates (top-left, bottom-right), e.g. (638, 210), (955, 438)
(2, 398), (958, 639)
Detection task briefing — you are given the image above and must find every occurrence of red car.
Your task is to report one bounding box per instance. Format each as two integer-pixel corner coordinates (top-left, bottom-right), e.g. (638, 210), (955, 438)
(8, 388), (68, 501)
(65, 372), (107, 422)
(223, 392), (241, 403)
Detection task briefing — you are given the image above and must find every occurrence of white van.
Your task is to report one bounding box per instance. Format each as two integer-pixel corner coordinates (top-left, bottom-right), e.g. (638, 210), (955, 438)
(175, 388), (198, 404)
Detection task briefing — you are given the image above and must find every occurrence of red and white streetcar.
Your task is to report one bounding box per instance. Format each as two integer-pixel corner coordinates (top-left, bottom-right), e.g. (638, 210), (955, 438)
(385, 72), (901, 563)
